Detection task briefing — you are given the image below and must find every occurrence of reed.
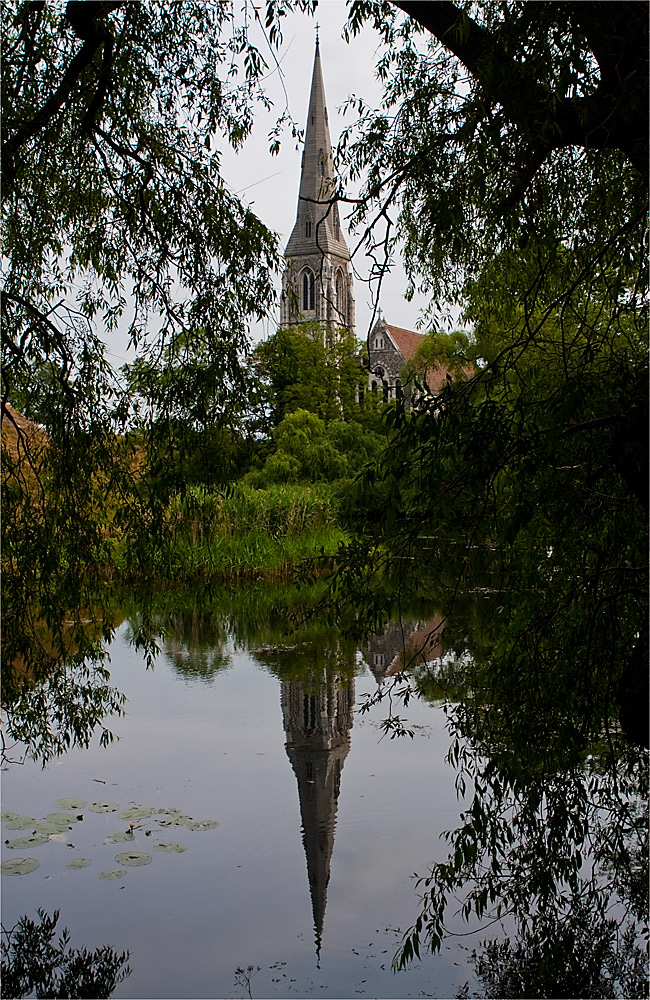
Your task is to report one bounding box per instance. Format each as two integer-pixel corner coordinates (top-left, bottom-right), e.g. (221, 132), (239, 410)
(119, 483), (345, 583)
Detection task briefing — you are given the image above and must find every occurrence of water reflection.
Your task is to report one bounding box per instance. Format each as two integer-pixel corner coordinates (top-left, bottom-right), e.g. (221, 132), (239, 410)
(361, 615), (445, 682)
(281, 672), (355, 964)
(1, 908), (131, 998)
(163, 609), (230, 681)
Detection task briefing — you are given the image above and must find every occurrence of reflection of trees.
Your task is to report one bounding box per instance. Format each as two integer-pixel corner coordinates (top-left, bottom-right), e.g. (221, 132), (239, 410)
(397, 733), (648, 997)
(459, 902), (648, 999)
(161, 609), (231, 682)
(1, 908), (131, 999)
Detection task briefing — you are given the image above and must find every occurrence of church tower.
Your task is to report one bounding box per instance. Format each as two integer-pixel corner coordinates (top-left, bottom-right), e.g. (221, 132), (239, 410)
(281, 38), (355, 336)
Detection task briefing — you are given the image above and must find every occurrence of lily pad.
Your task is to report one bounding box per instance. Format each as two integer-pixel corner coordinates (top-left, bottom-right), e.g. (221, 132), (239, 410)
(45, 813), (77, 829)
(157, 815), (192, 828)
(118, 807), (155, 821)
(34, 821), (68, 835)
(105, 831), (135, 844)
(99, 869), (127, 880)
(67, 858), (92, 870)
(1, 811), (19, 822)
(153, 842), (187, 854)
(186, 819), (219, 832)
(88, 802), (120, 814)
(48, 833), (70, 843)
(5, 835), (48, 850)
(1, 857), (40, 876)
(115, 851), (152, 867)
(55, 798), (86, 811)
(2, 815), (36, 830)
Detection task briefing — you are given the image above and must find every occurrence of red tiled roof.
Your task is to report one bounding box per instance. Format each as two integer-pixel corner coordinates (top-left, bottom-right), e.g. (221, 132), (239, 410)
(384, 323), (425, 361)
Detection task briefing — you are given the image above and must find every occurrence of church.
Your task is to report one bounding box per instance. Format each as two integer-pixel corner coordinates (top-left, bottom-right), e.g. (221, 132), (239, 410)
(280, 37), (431, 402)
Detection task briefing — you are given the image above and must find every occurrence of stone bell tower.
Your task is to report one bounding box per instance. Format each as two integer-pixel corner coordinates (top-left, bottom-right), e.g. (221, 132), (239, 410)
(280, 37), (355, 336)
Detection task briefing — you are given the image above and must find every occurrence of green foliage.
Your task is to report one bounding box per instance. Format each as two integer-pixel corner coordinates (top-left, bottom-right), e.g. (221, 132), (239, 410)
(130, 481), (345, 583)
(248, 409), (385, 486)
(249, 323), (367, 428)
(1, 0), (288, 699)
(403, 328), (476, 381)
(1, 908), (131, 998)
(342, 2), (647, 318)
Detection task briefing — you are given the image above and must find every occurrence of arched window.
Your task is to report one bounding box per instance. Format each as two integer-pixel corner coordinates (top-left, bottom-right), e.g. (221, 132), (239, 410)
(302, 269), (315, 311)
(371, 381), (378, 393)
(336, 271), (345, 313)
(305, 219), (312, 237)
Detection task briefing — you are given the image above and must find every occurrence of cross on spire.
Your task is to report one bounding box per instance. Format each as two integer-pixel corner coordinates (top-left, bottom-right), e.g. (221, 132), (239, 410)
(315, 22), (320, 46)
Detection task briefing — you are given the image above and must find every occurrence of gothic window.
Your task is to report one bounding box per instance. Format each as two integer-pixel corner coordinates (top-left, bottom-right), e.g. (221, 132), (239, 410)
(371, 381), (378, 393)
(305, 219), (312, 238)
(303, 694), (317, 730)
(335, 270), (345, 317)
(302, 269), (315, 311)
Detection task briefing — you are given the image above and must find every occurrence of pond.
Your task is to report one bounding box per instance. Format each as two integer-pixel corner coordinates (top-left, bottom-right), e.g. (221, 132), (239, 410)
(1, 597), (480, 999)
(2, 589), (647, 999)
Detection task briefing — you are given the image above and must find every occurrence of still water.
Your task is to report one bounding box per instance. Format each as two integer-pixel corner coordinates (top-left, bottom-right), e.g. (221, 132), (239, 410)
(1, 607), (478, 999)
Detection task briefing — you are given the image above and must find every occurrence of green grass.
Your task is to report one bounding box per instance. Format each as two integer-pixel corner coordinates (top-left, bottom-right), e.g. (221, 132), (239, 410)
(118, 482), (346, 583)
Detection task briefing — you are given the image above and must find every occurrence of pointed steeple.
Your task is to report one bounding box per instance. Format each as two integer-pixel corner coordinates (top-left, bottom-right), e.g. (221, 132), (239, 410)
(281, 40), (355, 334)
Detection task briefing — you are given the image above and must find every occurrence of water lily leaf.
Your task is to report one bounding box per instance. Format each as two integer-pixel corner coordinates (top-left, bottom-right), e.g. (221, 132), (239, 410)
(67, 858), (92, 869)
(115, 851), (152, 866)
(119, 807), (155, 821)
(45, 813), (78, 829)
(3, 816), (36, 830)
(89, 802), (120, 813)
(157, 816), (192, 828)
(1, 811), (19, 822)
(1, 857), (40, 876)
(5, 835), (49, 849)
(48, 833), (69, 843)
(34, 821), (66, 835)
(186, 820), (219, 832)
(153, 842), (188, 854)
(105, 831), (136, 844)
(55, 798), (87, 811)
(99, 869), (127, 880)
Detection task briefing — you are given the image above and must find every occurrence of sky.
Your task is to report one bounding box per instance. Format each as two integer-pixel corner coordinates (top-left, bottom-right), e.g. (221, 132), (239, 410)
(219, 1), (434, 347)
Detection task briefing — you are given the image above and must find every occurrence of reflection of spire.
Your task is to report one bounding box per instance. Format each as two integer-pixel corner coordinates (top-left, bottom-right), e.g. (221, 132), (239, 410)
(281, 675), (355, 964)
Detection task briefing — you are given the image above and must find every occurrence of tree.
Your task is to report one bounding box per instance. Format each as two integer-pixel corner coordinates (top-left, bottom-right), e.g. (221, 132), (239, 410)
(249, 323), (368, 429)
(1, 1), (289, 744)
(333, 1), (648, 740)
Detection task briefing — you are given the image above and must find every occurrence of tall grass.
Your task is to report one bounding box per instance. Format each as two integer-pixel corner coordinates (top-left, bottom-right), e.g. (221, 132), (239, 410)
(120, 483), (345, 583)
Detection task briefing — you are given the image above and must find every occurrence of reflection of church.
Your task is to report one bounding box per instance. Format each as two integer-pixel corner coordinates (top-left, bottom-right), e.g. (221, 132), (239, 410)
(361, 616), (445, 683)
(281, 674), (354, 963)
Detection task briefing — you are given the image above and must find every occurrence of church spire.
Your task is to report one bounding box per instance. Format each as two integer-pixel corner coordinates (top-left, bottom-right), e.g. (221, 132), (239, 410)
(281, 39), (355, 334)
